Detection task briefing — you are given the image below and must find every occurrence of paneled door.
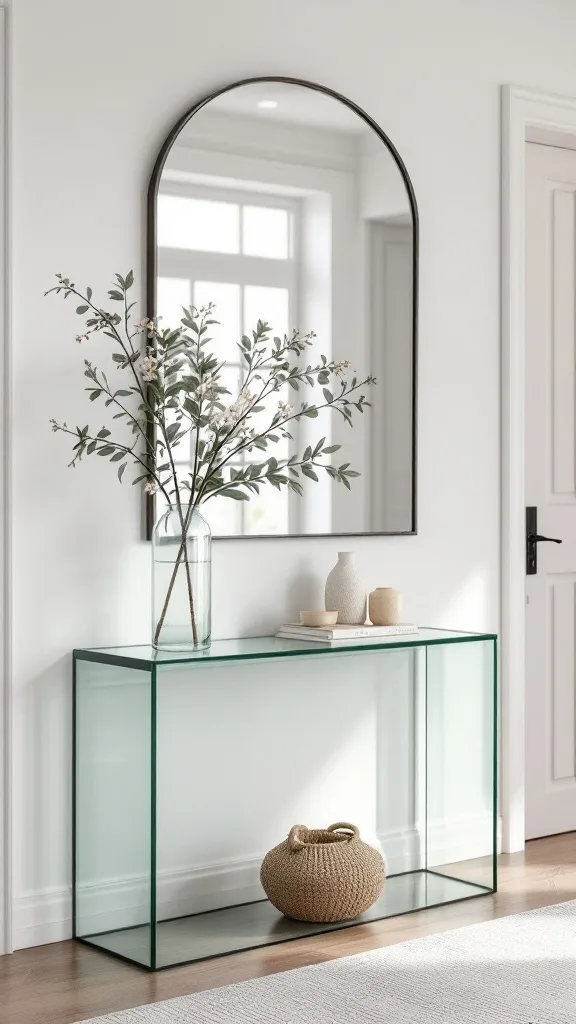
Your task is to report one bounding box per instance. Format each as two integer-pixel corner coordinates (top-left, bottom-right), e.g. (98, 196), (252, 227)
(525, 141), (576, 839)
(0, 5), (7, 954)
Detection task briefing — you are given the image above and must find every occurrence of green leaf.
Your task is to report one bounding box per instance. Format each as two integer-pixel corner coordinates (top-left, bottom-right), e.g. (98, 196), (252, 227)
(86, 287), (92, 301)
(107, 290), (124, 302)
(115, 390), (132, 397)
(288, 479), (303, 496)
(303, 446), (312, 462)
(97, 428), (111, 439)
(132, 473), (148, 485)
(323, 444), (341, 454)
(219, 488), (250, 501)
(87, 441), (97, 454)
(76, 305), (89, 314)
(117, 463), (127, 482)
(110, 450), (125, 462)
(98, 445), (115, 456)
(125, 270), (134, 289)
(301, 464), (319, 482)
(323, 388), (333, 404)
(112, 353), (125, 364)
(89, 390), (102, 402)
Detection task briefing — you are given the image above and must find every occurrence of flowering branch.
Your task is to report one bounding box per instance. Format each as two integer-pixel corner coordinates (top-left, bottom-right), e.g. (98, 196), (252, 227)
(47, 271), (377, 647)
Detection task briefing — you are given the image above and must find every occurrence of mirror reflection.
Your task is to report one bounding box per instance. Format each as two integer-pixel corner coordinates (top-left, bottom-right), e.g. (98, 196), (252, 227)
(154, 81), (416, 537)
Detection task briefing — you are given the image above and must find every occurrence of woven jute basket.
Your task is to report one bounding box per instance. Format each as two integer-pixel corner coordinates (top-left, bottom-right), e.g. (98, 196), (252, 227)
(260, 822), (386, 923)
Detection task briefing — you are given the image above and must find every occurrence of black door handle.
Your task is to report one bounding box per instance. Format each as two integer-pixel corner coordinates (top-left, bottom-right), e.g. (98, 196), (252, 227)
(526, 507), (563, 575)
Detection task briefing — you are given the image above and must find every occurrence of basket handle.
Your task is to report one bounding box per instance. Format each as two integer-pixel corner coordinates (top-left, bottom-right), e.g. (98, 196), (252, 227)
(327, 822), (360, 840)
(288, 824), (308, 852)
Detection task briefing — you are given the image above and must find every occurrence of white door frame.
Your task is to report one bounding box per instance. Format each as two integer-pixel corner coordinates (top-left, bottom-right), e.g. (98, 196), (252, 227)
(502, 85), (576, 852)
(0, 4), (10, 955)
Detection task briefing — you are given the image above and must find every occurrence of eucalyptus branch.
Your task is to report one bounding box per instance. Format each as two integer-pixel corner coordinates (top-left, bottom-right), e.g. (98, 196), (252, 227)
(195, 376), (372, 505)
(49, 421), (172, 505)
(85, 364), (155, 456)
(48, 271), (377, 649)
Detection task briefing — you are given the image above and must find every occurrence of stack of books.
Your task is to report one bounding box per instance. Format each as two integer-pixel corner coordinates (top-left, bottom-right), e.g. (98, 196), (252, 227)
(275, 623), (419, 643)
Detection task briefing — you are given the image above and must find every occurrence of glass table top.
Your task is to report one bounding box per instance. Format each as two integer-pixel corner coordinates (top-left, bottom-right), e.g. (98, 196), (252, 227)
(74, 628), (497, 668)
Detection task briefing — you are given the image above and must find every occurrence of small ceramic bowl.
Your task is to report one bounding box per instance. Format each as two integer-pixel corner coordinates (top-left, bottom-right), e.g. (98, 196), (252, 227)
(300, 610), (339, 627)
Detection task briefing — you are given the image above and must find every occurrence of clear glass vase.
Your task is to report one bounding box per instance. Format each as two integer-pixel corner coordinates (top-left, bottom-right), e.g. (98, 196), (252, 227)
(152, 505), (211, 652)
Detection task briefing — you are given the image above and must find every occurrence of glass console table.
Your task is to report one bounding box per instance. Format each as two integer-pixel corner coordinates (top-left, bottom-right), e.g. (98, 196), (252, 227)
(73, 628), (497, 971)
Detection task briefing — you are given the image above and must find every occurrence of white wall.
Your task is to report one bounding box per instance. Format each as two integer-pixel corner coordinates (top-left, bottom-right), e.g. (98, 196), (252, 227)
(9, 0), (576, 947)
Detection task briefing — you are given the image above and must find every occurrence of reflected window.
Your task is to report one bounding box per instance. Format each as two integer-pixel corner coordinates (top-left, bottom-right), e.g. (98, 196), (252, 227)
(157, 195), (240, 253)
(242, 205), (290, 259)
(157, 184), (298, 535)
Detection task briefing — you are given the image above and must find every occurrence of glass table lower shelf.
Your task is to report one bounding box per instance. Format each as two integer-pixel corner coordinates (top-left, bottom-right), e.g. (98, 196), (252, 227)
(79, 869), (493, 970)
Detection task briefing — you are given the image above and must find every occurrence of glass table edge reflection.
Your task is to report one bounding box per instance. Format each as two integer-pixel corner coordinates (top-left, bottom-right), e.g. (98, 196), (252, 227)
(73, 627), (498, 670)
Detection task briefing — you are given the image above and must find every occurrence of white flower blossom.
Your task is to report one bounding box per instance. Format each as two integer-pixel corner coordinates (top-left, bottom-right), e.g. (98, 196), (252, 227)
(139, 354), (158, 382)
(144, 480), (158, 495)
(75, 333), (89, 344)
(135, 316), (162, 338)
(197, 377), (219, 401)
(208, 410), (224, 429)
(278, 400), (293, 417)
(221, 390), (254, 425)
(333, 359), (352, 378)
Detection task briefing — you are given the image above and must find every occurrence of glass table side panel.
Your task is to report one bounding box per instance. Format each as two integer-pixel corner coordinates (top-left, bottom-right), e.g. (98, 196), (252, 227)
(81, 871), (492, 968)
(75, 659), (154, 968)
(425, 639), (497, 890)
(76, 629), (498, 669)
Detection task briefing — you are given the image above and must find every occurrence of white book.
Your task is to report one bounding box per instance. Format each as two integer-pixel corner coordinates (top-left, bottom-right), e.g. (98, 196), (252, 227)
(276, 623), (418, 642)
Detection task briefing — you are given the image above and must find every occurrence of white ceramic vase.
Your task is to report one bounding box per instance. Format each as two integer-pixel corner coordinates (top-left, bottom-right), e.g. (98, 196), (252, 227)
(325, 552), (367, 625)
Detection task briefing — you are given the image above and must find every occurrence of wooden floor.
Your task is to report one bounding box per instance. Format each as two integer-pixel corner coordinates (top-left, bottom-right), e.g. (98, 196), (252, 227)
(2, 833), (576, 1024)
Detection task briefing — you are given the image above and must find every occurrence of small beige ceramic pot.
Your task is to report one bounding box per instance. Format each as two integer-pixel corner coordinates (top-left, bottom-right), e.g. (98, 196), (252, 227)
(369, 588), (402, 626)
(300, 610), (339, 627)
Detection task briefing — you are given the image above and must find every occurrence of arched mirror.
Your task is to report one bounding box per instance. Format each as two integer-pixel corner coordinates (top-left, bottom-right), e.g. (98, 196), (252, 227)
(147, 78), (418, 539)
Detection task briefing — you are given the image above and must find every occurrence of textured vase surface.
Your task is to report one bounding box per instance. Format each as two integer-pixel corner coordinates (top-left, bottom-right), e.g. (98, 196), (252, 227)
(325, 551), (367, 624)
(369, 587), (402, 626)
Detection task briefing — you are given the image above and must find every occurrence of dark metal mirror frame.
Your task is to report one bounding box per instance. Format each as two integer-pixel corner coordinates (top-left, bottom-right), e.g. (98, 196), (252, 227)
(146, 76), (419, 540)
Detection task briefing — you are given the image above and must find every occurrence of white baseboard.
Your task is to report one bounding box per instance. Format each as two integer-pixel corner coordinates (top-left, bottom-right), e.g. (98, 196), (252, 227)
(377, 826), (422, 874)
(426, 813), (500, 868)
(14, 885), (73, 949)
(13, 816), (502, 950)
(13, 855), (265, 950)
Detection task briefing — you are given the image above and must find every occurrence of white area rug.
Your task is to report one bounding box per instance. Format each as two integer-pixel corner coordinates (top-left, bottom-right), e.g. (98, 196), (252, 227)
(80, 900), (576, 1023)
